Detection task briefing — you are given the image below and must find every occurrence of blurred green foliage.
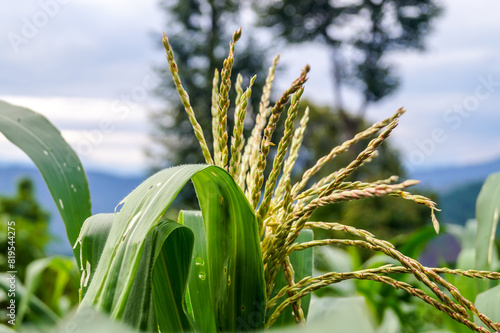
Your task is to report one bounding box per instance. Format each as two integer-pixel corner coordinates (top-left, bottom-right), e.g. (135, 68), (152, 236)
(309, 173), (500, 333)
(0, 178), (51, 280)
(0, 179), (80, 327)
(312, 243), (446, 333)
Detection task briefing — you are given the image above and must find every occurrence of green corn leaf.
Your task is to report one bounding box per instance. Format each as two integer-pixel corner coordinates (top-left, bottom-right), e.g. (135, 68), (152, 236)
(150, 219), (196, 332)
(266, 230), (314, 328)
(79, 165), (265, 332)
(447, 220), (477, 251)
(191, 167), (266, 331)
(79, 213), (195, 332)
(78, 213), (114, 299)
(180, 210), (217, 333)
(475, 172), (500, 292)
(0, 100), (91, 265)
(474, 284), (500, 330)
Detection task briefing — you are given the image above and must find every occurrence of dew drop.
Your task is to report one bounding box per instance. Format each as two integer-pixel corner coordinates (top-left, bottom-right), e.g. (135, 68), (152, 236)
(156, 182), (162, 187)
(195, 257), (205, 266)
(43, 150), (49, 156)
(63, 162), (67, 167)
(83, 261), (91, 287)
(115, 202), (125, 213)
(59, 199), (64, 209)
(77, 166), (81, 172)
(198, 272), (206, 280)
(71, 184), (75, 188)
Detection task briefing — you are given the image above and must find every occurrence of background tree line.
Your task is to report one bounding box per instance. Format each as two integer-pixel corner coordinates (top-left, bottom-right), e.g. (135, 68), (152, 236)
(149, 0), (441, 240)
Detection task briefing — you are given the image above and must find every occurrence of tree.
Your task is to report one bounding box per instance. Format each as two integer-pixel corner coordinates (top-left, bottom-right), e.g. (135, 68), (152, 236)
(254, 0), (441, 131)
(0, 178), (51, 280)
(149, 0), (268, 169)
(149, 1), (437, 237)
(251, 0), (442, 238)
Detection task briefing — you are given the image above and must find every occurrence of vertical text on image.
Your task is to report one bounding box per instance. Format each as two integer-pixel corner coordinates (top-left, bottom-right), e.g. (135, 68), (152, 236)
(6, 220), (17, 325)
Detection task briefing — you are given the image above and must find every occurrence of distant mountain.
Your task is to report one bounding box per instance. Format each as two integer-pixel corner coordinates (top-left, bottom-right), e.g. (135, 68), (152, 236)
(0, 164), (146, 255)
(408, 155), (500, 226)
(410, 156), (500, 191)
(2, 155), (499, 255)
(439, 180), (483, 225)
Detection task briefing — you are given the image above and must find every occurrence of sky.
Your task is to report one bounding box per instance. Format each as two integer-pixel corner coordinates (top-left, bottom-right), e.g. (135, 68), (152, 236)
(0, 0), (499, 176)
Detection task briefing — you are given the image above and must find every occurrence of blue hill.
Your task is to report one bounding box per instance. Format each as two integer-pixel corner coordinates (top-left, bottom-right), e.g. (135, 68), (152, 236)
(2, 154), (499, 255)
(409, 156), (500, 192)
(0, 164), (146, 255)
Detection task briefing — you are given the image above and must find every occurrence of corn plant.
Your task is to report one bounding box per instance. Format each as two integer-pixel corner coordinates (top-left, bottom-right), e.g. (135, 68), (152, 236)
(1, 29), (500, 332)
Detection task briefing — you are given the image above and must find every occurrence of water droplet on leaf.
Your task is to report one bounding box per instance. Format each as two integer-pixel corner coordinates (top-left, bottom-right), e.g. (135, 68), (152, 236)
(115, 202), (125, 213)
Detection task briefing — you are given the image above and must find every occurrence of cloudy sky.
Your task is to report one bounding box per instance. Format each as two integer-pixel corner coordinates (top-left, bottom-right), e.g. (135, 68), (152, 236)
(1, 0), (499, 176)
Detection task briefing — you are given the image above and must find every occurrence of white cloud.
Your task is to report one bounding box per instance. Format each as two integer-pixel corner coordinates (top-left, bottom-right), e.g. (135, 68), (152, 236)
(0, 0), (164, 98)
(0, 95), (148, 125)
(1, 0), (499, 174)
(0, 96), (152, 175)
